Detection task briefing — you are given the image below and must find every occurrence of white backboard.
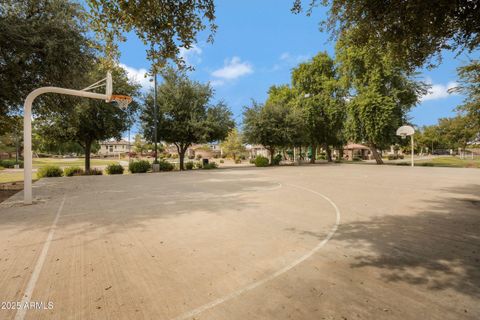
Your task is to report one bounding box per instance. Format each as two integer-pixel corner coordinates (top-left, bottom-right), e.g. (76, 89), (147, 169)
(396, 125), (415, 137)
(106, 71), (112, 102)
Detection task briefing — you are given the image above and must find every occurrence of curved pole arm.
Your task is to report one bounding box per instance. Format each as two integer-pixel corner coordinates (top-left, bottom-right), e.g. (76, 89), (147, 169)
(23, 87), (107, 204)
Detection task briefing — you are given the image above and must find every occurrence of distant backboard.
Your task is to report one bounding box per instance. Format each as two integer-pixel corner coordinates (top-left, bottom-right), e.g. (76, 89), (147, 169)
(396, 125), (415, 137)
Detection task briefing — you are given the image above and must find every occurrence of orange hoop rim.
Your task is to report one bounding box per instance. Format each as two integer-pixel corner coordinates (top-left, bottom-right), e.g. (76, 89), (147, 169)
(110, 94), (133, 103)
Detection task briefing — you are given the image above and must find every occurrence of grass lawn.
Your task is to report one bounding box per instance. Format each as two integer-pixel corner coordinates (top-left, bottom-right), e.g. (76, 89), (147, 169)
(414, 156), (480, 168)
(0, 158), (121, 184)
(0, 171), (36, 184)
(33, 158), (119, 168)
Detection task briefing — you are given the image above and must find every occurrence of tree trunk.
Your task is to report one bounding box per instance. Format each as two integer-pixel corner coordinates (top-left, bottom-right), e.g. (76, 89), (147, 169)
(310, 144), (316, 164)
(179, 150), (186, 170)
(85, 140), (92, 173)
(369, 143), (383, 164)
(325, 145), (333, 162)
(268, 147), (275, 165)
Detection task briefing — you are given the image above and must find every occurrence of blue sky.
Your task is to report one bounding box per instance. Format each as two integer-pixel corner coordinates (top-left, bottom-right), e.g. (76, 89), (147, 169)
(115, 0), (477, 131)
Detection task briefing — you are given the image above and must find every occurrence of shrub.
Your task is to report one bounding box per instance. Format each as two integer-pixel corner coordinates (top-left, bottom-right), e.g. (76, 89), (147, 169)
(202, 162), (218, 169)
(254, 156), (269, 167)
(387, 154), (397, 160)
(396, 162), (409, 166)
(249, 158), (255, 164)
(196, 154), (202, 160)
(419, 162), (434, 167)
(185, 161), (194, 170)
(106, 164), (124, 175)
(195, 162), (203, 169)
(0, 159), (23, 168)
(159, 160), (174, 171)
(86, 168), (103, 175)
(129, 160), (151, 173)
(235, 159), (241, 164)
(219, 159), (224, 163)
(352, 157), (362, 161)
(272, 154), (282, 166)
(171, 153), (179, 159)
(64, 166), (84, 177)
(37, 165), (63, 178)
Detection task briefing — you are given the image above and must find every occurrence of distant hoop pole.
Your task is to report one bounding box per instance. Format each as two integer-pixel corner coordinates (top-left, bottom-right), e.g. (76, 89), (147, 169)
(396, 125), (415, 167)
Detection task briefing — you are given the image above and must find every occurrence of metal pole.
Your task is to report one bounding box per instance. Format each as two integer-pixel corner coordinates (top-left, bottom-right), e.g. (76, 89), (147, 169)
(153, 72), (158, 163)
(411, 135), (414, 167)
(15, 126), (19, 164)
(23, 100), (33, 204)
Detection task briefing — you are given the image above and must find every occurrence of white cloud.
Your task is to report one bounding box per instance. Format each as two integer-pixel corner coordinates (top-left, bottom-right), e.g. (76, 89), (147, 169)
(209, 79), (225, 87)
(211, 57), (253, 80)
(120, 63), (151, 90)
(280, 52), (291, 61)
(421, 80), (458, 101)
(179, 44), (202, 66)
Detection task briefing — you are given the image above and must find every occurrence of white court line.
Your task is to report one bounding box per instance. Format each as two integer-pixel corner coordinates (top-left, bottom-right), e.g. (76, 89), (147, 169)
(14, 195), (66, 320)
(172, 183), (341, 320)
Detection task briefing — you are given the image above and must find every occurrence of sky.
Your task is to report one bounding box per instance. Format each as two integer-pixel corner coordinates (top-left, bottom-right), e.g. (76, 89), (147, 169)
(114, 0), (477, 133)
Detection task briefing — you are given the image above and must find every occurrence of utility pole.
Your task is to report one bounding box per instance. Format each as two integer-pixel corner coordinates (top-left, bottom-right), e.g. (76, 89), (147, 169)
(153, 72), (158, 163)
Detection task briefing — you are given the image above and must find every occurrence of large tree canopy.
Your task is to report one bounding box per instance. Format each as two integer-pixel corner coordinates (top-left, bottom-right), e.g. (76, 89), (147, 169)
(87, 0), (216, 70)
(0, 0), (95, 121)
(337, 31), (427, 164)
(292, 0), (480, 70)
(450, 60), (480, 129)
(291, 52), (346, 162)
(141, 69), (233, 170)
(243, 99), (303, 164)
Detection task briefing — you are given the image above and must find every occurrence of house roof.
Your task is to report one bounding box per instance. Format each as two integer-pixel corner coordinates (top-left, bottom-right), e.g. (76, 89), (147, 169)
(344, 143), (370, 150)
(100, 140), (130, 145)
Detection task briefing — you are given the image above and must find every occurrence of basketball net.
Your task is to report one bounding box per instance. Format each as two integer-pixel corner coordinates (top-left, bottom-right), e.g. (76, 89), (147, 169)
(110, 94), (133, 109)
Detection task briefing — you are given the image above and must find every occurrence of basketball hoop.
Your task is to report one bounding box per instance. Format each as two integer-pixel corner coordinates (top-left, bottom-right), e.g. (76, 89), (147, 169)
(396, 125), (415, 167)
(110, 94), (133, 109)
(22, 70), (132, 204)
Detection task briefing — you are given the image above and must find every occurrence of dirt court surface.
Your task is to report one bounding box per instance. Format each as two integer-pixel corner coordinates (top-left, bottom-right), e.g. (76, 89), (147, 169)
(0, 165), (479, 320)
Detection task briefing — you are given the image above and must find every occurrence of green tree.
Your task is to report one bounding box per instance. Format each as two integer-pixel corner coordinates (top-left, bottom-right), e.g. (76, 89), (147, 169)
(0, 0), (95, 122)
(450, 60), (480, 130)
(337, 31), (427, 164)
(133, 134), (149, 155)
(265, 85), (307, 151)
(243, 101), (301, 165)
(438, 116), (477, 153)
(416, 125), (445, 153)
(37, 63), (140, 172)
(220, 129), (246, 160)
(291, 52), (346, 162)
(141, 69), (234, 170)
(292, 0), (480, 71)
(87, 0), (216, 70)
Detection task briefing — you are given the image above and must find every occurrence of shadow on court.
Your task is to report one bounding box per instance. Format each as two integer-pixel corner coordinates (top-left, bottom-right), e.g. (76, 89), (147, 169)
(333, 184), (480, 299)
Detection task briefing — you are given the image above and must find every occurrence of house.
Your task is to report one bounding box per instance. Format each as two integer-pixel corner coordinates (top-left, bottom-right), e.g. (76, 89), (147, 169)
(190, 144), (221, 159)
(98, 140), (131, 156)
(246, 144), (270, 159)
(343, 143), (372, 160)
